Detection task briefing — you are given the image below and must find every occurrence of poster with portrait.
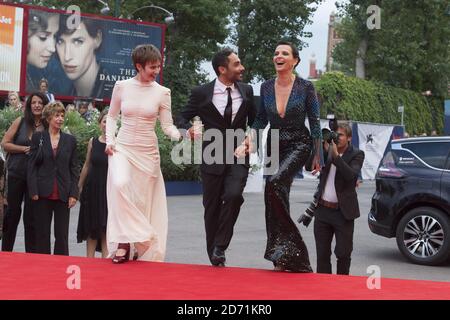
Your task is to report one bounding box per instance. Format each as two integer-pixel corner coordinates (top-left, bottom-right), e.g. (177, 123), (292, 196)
(0, 4), (23, 92)
(25, 8), (164, 101)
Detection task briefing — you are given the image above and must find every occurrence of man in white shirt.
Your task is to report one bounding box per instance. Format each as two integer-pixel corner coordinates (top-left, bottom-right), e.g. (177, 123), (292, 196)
(300, 123), (364, 275)
(178, 48), (257, 267)
(39, 78), (55, 103)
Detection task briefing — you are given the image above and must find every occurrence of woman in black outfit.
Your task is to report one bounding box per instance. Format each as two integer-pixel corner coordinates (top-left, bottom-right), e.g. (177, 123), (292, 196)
(28, 101), (79, 255)
(240, 41), (322, 272)
(1, 92), (48, 252)
(77, 109), (109, 258)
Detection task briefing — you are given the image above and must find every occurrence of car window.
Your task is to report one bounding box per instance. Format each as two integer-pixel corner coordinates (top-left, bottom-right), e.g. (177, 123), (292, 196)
(402, 142), (450, 169)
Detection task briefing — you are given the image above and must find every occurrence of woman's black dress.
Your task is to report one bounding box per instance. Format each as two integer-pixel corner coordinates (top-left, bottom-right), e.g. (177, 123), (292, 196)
(77, 137), (108, 242)
(252, 77), (322, 272)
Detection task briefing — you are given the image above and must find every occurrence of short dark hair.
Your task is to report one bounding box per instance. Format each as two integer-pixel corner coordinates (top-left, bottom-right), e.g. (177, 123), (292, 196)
(212, 48), (235, 76)
(39, 78), (48, 86)
(276, 40), (300, 68)
(131, 44), (162, 71)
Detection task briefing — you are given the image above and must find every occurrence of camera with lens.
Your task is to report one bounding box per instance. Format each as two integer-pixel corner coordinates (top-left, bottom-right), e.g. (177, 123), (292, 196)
(297, 197), (318, 227)
(322, 114), (339, 144)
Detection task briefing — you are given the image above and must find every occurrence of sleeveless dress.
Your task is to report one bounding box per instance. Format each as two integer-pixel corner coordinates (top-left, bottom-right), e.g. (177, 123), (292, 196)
(77, 137), (108, 242)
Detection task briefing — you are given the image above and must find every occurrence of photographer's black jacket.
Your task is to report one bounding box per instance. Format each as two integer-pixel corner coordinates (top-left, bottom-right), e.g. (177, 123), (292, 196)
(317, 145), (365, 220)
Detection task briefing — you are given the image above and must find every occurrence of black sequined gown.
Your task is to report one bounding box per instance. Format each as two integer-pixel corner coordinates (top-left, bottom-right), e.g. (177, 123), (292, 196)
(252, 77), (321, 272)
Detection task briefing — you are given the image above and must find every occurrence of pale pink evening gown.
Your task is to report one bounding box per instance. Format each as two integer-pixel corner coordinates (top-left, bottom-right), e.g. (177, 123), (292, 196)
(105, 77), (181, 261)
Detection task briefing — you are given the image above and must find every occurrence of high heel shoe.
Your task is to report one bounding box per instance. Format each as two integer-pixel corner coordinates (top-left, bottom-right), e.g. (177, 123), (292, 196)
(112, 243), (130, 264)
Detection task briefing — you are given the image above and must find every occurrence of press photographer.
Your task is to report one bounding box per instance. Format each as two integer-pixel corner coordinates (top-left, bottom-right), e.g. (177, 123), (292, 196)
(299, 122), (365, 275)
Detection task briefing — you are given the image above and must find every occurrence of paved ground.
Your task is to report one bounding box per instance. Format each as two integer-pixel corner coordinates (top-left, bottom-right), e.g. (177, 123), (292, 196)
(5, 179), (450, 282)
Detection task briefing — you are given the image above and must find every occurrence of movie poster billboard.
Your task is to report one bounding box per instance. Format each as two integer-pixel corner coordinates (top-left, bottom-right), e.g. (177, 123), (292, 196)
(25, 8), (164, 101)
(0, 4), (24, 92)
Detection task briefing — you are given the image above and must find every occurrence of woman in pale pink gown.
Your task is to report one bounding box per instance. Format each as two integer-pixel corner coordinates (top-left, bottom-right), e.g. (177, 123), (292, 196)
(105, 44), (181, 263)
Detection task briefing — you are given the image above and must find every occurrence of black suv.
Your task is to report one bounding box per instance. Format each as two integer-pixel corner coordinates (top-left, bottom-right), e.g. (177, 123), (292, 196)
(369, 137), (450, 265)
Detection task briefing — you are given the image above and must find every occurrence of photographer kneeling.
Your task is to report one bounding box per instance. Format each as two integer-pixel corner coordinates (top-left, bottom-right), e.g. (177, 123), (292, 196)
(299, 123), (364, 275)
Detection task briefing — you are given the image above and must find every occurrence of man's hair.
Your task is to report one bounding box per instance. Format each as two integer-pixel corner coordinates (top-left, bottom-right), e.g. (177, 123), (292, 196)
(212, 48), (235, 76)
(338, 122), (352, 137)
(131, 44), (162, 71)
(39, 78), (48, 86)
(42, 101), (65, 128)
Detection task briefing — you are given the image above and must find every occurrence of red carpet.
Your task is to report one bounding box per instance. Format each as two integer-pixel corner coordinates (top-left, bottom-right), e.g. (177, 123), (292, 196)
(0, 252), (449, 300)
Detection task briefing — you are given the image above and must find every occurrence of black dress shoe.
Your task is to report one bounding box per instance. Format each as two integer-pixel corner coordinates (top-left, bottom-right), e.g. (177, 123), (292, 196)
(211, 247), (226, 266)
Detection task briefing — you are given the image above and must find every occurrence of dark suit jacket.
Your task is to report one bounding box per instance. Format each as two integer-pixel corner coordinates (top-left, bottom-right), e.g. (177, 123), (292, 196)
(177, 80), (257, 175)
(317, 144), (365, 220)
(27, 130), (79, 202)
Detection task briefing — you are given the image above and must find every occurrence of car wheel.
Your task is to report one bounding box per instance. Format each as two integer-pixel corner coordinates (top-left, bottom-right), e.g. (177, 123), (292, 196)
(396, 207), (450, 266)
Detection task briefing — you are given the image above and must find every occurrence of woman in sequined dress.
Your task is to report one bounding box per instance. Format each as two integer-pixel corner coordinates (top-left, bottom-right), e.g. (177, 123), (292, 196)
(242, 41), (322, 272)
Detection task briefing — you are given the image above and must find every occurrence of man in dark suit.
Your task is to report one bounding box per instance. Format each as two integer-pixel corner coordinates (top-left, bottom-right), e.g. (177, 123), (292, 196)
(298, 123), (364, 275)
(178, 48), (256, 267)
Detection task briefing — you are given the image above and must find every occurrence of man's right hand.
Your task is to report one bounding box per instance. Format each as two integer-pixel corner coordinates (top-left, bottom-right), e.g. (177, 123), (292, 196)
(187, 126), (202, 140)
(31, 195), (39, 201)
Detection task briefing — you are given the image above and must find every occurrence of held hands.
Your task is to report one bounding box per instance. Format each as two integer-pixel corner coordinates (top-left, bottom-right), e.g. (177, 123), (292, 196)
(105, 144), (115, 155)
(234, 137), (254, 158)
(68, 197), (77, 209)
(311, 154), (321, 175)
(31, 195), (39, 201)
(187, 125), (203, 140)
(23, 146), (31, 155)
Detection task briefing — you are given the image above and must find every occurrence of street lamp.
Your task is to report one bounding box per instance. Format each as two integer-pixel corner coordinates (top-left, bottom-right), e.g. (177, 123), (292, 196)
(127, 5), (175, 24)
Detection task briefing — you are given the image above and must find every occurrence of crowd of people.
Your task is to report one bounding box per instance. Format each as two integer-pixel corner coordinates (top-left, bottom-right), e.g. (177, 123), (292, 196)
(0, 42), (366, 275)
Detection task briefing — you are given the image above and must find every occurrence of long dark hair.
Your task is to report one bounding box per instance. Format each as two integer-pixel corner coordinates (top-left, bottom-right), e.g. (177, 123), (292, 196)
(24, 92), (49, 133)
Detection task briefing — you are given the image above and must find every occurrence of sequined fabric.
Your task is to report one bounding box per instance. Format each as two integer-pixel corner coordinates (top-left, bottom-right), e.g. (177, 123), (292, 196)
(264, 128), (313, 272)
(252, 76), (321, 273)
(252, 77), (321, 140)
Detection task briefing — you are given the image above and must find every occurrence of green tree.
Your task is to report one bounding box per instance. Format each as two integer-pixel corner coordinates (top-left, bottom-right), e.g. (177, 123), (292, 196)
(333, 0), (450, 99)
(231, 0), (324, 83)
(108, 0), (233, 114)
(24, 0), (232, 114)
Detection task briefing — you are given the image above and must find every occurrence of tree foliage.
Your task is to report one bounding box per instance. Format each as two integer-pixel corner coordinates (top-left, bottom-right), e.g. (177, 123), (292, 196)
(333, 0), (450, 99)
(315, 72), (444, 135)
(231, 0), (324, 83)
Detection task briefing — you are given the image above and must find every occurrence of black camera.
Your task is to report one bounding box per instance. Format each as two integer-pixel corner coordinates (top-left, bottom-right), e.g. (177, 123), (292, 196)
(322, 115), (339, 144)
(297, 198), (318, 227)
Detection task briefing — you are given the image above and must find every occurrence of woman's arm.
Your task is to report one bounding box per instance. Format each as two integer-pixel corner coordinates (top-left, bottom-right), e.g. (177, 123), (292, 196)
(27, 132), (40, 199)
(1, 117), (29, 154)
(305, 81), (322, 171)
(105, 81), (122, 151)
(159, 88), (181, 141)
(68, 136), (80, 207)
(77, 137), (93, 196)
